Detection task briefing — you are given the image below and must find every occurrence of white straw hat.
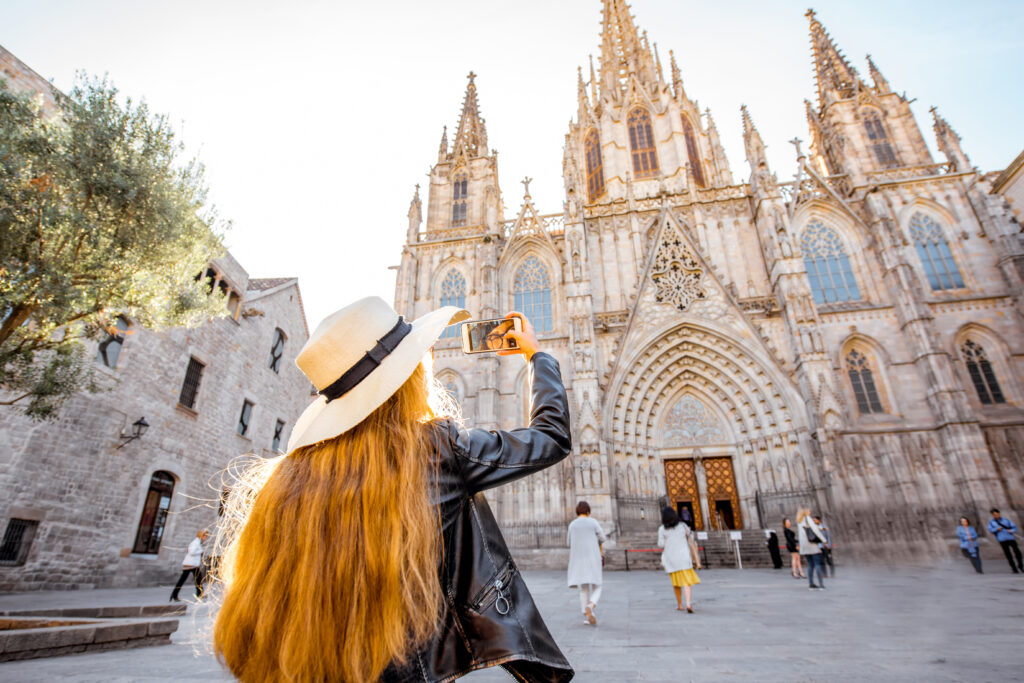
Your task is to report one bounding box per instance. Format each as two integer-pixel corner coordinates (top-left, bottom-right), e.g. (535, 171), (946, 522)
(286, 296), (469, 452)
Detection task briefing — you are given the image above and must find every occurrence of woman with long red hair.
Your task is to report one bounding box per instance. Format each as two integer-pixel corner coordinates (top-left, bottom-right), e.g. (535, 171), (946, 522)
(213, 297), (574, 682)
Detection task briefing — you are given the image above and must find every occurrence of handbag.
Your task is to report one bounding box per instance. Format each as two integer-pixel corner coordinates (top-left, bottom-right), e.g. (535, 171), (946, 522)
(687, 530), (702, 570)
(804, 523), (821, 544)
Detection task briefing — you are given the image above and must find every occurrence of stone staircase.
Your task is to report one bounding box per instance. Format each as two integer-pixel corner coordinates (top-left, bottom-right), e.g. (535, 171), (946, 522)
(606, 528), (776, 570)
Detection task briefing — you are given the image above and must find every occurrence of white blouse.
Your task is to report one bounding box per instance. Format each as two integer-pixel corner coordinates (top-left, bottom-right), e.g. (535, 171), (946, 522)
(657, 523), (693, 574)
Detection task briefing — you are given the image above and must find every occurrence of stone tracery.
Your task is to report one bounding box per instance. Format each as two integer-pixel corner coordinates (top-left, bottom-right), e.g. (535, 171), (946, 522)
(651, 228), (707, 311)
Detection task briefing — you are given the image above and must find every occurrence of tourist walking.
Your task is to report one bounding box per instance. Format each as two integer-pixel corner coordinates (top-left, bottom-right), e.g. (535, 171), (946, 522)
(783, 518), (804, 579)
(957, 516), (983, 574)
(567, 500), (606, 625)
(797, 509), (827, 590)
(212, 300), (575, 682)
(169, 528), (208, 602)
(814, 515), (834, 578)
(987, 508), (1023, 573)
(657, 507), (701, 612)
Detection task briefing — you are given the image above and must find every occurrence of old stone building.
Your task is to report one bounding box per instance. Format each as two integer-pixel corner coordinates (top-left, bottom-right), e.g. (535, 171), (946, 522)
(0, 47), (312, 590)
(395, 2), (1024, 556)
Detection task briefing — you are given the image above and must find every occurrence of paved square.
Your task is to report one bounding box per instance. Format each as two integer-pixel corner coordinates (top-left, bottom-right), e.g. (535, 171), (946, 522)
(1, 563), (1022, 682)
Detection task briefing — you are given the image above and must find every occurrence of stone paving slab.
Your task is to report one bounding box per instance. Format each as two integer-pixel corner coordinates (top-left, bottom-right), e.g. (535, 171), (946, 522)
(0, 562), (1022, 681)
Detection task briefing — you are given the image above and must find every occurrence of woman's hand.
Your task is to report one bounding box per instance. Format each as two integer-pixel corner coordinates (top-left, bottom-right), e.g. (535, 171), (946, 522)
(498, 311), (540, 360)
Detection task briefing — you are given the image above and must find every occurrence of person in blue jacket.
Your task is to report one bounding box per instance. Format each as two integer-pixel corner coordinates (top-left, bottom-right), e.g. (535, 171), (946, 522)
(956, 517), (982, 574)
(987, 508), (1022, 573)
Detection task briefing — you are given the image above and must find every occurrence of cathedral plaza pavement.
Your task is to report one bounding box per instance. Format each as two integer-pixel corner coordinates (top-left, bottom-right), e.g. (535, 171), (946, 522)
(1, 563), (1021, 682)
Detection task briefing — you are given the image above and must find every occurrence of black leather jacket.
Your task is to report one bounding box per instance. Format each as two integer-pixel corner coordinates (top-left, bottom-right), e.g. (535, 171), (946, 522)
(382, 352), (574, 682)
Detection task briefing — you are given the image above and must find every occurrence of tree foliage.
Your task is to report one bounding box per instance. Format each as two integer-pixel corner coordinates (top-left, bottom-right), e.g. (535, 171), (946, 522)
(0, 75), (228, 418)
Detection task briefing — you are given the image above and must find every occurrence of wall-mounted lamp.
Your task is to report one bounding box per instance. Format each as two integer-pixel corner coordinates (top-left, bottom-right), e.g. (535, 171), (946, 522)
(116, 417), (149, 449)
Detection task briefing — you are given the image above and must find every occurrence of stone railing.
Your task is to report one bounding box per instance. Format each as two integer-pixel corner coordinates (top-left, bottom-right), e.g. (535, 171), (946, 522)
(416, 224), (488, 243)
(864, 162), (955, 184)
(501, 212), (565, 239)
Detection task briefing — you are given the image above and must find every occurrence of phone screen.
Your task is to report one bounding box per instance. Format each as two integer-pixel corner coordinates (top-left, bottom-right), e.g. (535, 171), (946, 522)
(462, 318), (519, 353)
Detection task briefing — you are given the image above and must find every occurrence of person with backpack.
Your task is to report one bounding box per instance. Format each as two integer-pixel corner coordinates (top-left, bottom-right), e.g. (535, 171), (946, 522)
(987, 508), (1022, 573)
(797, 508), (828, 591)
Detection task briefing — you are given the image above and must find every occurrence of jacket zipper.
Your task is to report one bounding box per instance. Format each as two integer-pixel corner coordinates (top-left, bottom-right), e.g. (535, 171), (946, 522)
(472, 561), (515, 614)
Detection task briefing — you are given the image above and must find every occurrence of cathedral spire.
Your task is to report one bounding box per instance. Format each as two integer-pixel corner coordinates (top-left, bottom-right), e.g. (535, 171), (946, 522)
(588, 54), (599, 105)
(741, 104), (768, 169)
(807, 9), (864, 107)
(597, 0), (658, 97)
(866, 54), (890, 94)
(669, 49), (684, 101)
(931, 107), (971, 171)
(438, 125), (448, 163)
(577, 66), (591, 121)
(451, 72), (488, 158)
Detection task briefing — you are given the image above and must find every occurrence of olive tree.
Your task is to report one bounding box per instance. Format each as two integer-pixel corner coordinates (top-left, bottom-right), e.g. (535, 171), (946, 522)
(1, 75), (228, 418)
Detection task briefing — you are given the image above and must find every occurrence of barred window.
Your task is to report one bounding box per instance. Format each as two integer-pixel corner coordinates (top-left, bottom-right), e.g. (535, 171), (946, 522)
(439, 270), (466, 339)
(97, 316), (131, 369)
(272, 419), (286, 452)
(846, 349), (884, 414)
(132, 471), (175, 554)
(962, 341), (1006, 405)
(909, 213), (964, 291)
(799, 221), (861, 304)
(452, 173), (469, 227)
(513, 256), (553, 333)
(627, 108), (659, 179)
(0, 519), (39, 566)
(269, 328), (286, 373)
(178, 357), (205, 410)
(237, 400), (254, 437)
(681, 116), (706, 188)
(863, 111), (898, 168)
(584, 129), (606, 201)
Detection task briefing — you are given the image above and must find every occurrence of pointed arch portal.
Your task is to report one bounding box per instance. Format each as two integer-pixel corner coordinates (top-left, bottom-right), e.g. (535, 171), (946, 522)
(607, 323), (812, 530)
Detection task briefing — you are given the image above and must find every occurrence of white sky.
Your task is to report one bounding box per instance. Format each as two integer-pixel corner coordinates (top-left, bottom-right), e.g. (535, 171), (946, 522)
(3, 0), (1022, 329)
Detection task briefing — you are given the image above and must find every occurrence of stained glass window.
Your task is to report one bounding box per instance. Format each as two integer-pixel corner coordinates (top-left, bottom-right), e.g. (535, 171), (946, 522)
(439, 269), (466, 338)
(682, 116), (706, 188)
(452, 173), (468, 227)
(909, 213), (964, 291)
(799, 221), (861, 304)
(662, 395), (726, 446)
(513, 256), (553, 333)
(627, 108), (659, 179)
(863, 111), (898, 168)
(584, 129), (606, 201)
(846, 349), (884, 414)
(962, 341), (1006, 405)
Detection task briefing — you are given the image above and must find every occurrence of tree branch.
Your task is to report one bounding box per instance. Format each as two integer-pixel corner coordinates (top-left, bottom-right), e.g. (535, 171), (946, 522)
(0, 392), (32, 406)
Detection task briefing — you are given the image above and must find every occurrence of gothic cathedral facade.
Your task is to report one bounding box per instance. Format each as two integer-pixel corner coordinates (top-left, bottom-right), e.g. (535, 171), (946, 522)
(394, 3), (1024, 554)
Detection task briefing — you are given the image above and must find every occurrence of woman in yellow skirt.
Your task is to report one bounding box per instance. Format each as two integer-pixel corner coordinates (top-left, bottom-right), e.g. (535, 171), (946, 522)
(657, 507), (701, 612)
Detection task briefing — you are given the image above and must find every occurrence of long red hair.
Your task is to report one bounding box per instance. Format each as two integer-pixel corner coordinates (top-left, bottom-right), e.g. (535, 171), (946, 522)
(213, 364), (448, 682)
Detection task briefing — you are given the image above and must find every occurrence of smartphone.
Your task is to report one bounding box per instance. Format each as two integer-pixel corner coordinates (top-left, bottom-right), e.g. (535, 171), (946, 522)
(461, 317), (522, 354)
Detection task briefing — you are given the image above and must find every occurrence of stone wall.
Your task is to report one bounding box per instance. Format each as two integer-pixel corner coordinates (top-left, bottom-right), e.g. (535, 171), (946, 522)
(0, 274), (311, 591)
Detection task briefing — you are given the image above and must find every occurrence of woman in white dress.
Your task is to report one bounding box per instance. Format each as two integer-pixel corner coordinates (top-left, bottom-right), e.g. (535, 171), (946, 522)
(657, 507), (701, 612)
(567, 501), (606, 625)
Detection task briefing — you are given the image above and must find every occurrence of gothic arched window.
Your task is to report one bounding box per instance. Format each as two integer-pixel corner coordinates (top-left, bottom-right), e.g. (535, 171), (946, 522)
(452, 173), (469, 227)
(845, 349), (884, 415)
(132, 471), (175, 554)
(799, 221), (861, 304)
(962, 340), (1006, 405)
(909, 212), (964, 291)
(627, 108), (659, 179)
(438, 269), (466, 338)
(584, 129), (606, 201)
(681, 116), (706, 188)
(513, 256), (553, 333)
(862, 110), (898, 168)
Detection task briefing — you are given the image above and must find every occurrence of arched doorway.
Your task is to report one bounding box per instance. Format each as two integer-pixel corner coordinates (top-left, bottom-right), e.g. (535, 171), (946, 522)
(659, 395), (742, 530)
